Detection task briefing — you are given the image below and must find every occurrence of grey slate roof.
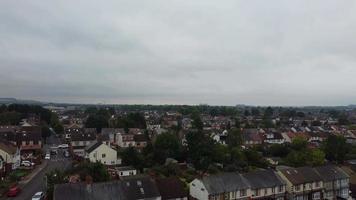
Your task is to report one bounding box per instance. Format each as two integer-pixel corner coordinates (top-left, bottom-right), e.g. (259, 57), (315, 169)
(54, 176), (161, 200)
(54, 181), (127, 200)
(201, 172), (250, 195)
(85, 141), (102, 153)
(243, 169), (286, 189)
(314, 165), (349, 181)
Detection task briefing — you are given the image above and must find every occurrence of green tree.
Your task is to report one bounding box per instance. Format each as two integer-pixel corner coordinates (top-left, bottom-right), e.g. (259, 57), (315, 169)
(154, 133), (181, 163)
(85, 114), (109, 132)
(291, 137), (307, 151)
(267, 144), (290, 157)
(264, 107), (274, 118)
(284, 150), (308, 167)
(191, 113), (203, 130)
(185, 131), (215, 171)
(226, 128), (242, 148)
(323, 135), (349, 163)
(121, 147), (143, 170)
(308, 149), (325, 166)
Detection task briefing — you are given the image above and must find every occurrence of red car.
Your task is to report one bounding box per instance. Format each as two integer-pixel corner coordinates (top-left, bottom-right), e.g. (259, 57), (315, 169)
(7, 185), (21, 197)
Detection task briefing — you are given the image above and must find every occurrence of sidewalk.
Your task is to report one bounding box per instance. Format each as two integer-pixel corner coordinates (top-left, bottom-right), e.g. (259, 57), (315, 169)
(19, 161), (48, 186)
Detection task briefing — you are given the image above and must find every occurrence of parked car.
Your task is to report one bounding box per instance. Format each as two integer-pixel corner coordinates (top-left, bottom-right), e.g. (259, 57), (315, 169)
(21, 160), (35, 167)
(50, 149), (57, 155)
(63, 150), (70, 158)
(31, 191), (45, 200)
(45, 153), (50, 160)
(58, 144), (69, 149)
(7, 185), (21, 197)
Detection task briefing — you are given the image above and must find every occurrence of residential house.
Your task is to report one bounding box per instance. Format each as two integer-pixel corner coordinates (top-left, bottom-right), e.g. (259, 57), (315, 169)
(17, 130), (42, 151)
(308, 132), (328, 144)
(101, 128), (124, 145)
(117, 132), (136, 148)
(0, 126), (42, 152)
(71, 132), (96, 157)
(190, 172), (251, 200)
(242, 129), (263, 146)
(278, 167), (323, 200)
(243, 169), (286, 200)
(314, 165), (349, 200)
(116, 166), (137, 177)
(264, 131), (285, 144)
(85, 141), (121, 165)
(134, 134), (148, 150)
(156, 177), (188, 200)
(120, 176), (161, 200)
(0, 140), (20, 177)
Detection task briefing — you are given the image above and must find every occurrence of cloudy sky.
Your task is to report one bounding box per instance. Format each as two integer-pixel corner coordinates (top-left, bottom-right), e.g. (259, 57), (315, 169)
(1, 0), (356, 106)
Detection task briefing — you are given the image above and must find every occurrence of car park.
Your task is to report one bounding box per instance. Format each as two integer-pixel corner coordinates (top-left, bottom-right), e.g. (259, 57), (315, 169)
(31, 191), (45, 200)
(7, 185), (21, 197)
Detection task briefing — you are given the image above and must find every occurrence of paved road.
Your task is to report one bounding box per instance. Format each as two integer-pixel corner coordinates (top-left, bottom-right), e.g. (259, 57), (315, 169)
(7, 134), (71, 200)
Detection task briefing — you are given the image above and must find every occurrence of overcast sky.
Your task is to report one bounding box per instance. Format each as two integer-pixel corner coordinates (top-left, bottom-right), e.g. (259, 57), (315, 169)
(1, 1), (356, 106)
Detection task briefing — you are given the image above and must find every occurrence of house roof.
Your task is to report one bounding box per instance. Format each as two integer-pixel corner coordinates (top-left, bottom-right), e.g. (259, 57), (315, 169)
(54, 177), (161, 200)
(134, 134), (148, 142)
(54, 181), (127, 200)
(85, 141), (102, 153)
(314, 165), (349, 181)
(101, 128), (124, 135)
(0, 140), (18, 155)
(201, 172), (250, 195)
(156, 177), (187, 199)
(71, 132), (96, 141)
(243, 169), (285, 189)
(120, 176), (161, 200)
(279, 167), (322, 185)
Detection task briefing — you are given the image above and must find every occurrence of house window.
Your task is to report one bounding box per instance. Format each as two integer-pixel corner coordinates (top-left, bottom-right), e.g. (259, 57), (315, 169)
(278, 185), (284, 192)
(264, 188), (267, 195)
(295, 185), (301, 191)
(315, 181), (320, 188)
(240, 189), (246, 197)
(341, 179), (348, 186)
(312, 192), (320, 200)
(255, 189), (260, 196)
(102, 154), (106, 158)
(295, 195), (303, 200)
(201, 188), (205, 191)
(272, 187), (275, 193)
(341, 189), (348, 197)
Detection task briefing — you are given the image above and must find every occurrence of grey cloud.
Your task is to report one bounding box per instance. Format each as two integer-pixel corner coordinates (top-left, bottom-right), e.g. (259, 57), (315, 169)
(1, 0), (356, 106)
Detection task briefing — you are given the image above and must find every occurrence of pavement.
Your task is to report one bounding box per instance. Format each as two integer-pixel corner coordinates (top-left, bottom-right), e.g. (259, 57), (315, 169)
(4, 133), (72, 200)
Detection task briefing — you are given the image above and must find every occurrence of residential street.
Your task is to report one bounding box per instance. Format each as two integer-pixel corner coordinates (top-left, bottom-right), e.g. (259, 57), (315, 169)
(6, 134), (71, 200)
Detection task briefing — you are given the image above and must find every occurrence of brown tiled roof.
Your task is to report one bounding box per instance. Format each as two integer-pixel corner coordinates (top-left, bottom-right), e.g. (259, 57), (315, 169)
(279, 167), (322, 185)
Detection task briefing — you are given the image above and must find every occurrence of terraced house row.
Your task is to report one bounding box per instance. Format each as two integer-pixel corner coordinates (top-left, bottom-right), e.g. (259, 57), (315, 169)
(190, 165), (350, 200)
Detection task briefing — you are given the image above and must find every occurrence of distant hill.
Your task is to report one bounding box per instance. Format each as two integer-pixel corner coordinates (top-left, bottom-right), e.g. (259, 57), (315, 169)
(0, 98), (42, 105)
